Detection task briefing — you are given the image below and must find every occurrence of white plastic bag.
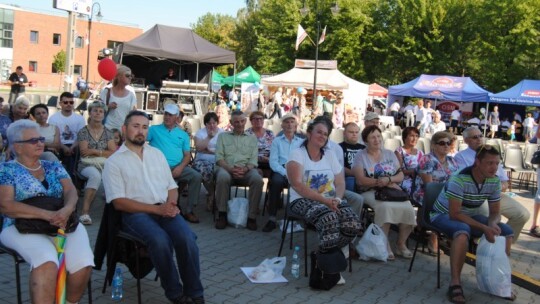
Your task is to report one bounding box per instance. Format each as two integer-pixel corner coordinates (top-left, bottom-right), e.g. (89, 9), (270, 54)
(227, 197), (249, 228)
(249, 257), (287, 281)
(476, 235), (512, 298)
(356, 223), (389, 262)
(277, 219), (304, 233)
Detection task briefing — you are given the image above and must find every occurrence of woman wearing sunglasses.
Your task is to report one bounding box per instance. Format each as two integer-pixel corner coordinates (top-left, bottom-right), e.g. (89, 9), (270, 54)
(99, 64), (137, 131)
(416, 131), (459, 253)
(0, 119), (93, 303)
(77, 102), (116, 225)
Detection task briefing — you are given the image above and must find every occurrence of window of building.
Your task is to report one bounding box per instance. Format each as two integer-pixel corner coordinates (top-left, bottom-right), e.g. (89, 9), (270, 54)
(53, 33), (61, 45)
(74, 65), (82, 75)
(51, 63), (57, 73)
(107, 40), (122, 49)
(29, 61), (37, 72)
(75, 36), (83, 48)
(30, 30), (39, 43)
(0, 9), (14, 48)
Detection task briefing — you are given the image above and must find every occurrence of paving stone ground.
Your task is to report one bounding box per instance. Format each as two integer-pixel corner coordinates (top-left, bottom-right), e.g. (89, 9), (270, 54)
(0, 175), (538, 304)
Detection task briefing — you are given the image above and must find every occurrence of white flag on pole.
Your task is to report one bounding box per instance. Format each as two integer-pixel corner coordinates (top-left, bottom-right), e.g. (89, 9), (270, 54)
(295, 24), (308, 50)
(319, 25), (327, 45)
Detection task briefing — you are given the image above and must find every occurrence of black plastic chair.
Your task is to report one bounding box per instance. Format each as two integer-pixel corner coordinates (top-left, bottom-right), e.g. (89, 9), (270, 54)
(408, 182), (445, 288)
(98, 204), (156, 304)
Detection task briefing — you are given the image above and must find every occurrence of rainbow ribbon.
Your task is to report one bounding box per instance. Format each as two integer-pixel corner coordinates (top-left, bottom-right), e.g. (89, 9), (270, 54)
(55, 228), (66, 304)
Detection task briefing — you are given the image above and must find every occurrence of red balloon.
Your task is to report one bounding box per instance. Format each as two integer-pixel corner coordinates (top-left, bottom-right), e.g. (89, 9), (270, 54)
(97, 58), (117, 81)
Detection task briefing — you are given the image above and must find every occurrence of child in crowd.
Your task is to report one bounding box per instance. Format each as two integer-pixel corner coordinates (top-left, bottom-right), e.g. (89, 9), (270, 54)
(111, 128), (123, 150)
(509, 120), (516, 142)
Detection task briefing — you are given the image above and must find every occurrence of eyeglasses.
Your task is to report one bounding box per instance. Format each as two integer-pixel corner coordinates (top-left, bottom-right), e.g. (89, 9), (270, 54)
(62, 100), (74, 105)
(125, 74), (132, 78)
(469, 134), (483, 140)
(15, 137), (46, 144)
(435, 141), (452, 146)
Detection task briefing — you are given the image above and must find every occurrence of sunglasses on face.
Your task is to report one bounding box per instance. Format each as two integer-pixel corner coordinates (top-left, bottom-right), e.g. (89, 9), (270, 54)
(436, 141), (452, 146)
(16, 136), (46, 144)
(125, 74), (132, 78)
(62, 100), (74, 105)
(477, 144), (495, 154)
(469, 134), (483, 139)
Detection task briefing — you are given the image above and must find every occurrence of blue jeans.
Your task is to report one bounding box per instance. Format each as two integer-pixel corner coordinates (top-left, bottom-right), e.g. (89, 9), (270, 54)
(431, 213), (514, 240)
(121, 212), (203, 300)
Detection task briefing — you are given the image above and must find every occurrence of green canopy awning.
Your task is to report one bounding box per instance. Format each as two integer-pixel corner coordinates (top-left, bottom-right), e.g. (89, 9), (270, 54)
(221, 66), (260, 86)
(212, 70), (224, 83)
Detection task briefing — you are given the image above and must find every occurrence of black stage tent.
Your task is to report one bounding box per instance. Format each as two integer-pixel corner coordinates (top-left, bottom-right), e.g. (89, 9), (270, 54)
(114, 24), (236, 88)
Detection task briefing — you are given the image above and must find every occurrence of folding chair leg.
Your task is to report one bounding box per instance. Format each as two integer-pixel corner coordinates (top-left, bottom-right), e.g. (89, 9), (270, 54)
(408, 230), (422, 273)
(277, 217), (289, 256)
(303, 224), (308, 277)
(135, 242), (142, 304)
(14, 256), (22, 304)
(87, 279), (93, 304)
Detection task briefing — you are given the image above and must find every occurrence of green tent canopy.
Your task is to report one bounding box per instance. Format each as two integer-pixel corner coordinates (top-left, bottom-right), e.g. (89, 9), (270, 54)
(221, 66), (261, 86)
(212, 70), (224, 83)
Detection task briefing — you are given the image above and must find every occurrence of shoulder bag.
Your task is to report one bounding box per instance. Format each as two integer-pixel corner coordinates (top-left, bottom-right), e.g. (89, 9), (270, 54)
(531, 147), (540, 165)
(15, 195), (79, 236)
(374, 186), (410, 202)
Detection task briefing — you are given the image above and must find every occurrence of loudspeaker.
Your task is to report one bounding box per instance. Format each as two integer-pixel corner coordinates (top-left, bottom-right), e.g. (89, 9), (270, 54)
(146, 92), (159, 111)
(135, 91), (145, 110)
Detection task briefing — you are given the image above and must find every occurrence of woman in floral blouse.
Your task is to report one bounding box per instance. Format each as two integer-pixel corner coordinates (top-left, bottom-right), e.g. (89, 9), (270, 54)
(416, 131), (459, 253)
(245, 111), (274, 177)
(395, 127), (423, 204)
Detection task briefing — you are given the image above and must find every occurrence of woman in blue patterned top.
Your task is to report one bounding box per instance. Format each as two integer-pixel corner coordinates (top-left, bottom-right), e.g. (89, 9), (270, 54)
(0, 120), (94, 303)
(416, 131), (459, 254)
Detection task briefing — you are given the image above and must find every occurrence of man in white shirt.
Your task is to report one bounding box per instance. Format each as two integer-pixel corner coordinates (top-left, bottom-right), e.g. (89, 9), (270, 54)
(427, 111), (446, 134)
(403, 103), (415, 127)
(389, 100), (400, 124)
(102, 111), (204, 304)
(48, 92), (86, 176)
(523, 112), (537, 141)
(413, 99), (425, 128)
(450, 107), (461, 134)
(454, 127), (530, 241)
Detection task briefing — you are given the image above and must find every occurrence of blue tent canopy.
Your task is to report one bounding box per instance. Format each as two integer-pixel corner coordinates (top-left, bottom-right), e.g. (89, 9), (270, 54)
(389, 74), (491, 102)
(488, 79), (540, 106)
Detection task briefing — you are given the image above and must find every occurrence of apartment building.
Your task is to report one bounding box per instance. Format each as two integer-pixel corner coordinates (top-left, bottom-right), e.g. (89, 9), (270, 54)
(0, 4), (142, 89)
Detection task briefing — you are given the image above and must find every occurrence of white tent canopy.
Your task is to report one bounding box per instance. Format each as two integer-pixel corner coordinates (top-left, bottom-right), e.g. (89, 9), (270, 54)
(261, 68), (349, 90)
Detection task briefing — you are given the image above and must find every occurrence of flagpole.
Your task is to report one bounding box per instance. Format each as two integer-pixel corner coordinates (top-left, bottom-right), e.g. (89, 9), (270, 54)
(311, 18), (321, 110)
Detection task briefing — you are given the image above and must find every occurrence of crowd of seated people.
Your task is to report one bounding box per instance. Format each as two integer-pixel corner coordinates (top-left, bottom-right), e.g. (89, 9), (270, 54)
(0, 83), (533, 303)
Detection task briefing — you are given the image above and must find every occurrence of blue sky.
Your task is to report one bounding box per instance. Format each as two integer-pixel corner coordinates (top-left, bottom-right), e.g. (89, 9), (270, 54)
(3, 0), (247, 30)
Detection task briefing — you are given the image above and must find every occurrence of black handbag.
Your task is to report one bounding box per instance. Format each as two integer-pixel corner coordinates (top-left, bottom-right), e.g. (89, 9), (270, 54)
(309, 251), (341, 291)
(15, 195), (79, 236)
(375, 186), (410, 202)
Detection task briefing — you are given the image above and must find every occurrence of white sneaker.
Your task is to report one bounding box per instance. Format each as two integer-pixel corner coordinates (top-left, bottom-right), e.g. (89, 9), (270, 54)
(337, 274), (346, 285)
(79, 214), (92, 225)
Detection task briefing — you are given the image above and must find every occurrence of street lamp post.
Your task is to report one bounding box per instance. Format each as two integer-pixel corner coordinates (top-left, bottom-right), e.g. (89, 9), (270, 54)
(85, 2), (103, 84)
(300, 0), (339, 109)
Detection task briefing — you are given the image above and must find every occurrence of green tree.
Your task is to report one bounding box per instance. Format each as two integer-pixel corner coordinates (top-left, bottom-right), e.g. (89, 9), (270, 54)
(192, 13), (237, 75)
(53, 50), (66, 89)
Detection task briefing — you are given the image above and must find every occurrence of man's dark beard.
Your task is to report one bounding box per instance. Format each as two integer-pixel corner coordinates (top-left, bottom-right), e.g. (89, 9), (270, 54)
(128, 137), (145, 146)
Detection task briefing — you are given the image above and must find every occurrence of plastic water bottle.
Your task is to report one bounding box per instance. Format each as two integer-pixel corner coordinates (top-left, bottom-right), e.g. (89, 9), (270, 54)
(291, 246), (300, 279)
(111, 267), (123, 301)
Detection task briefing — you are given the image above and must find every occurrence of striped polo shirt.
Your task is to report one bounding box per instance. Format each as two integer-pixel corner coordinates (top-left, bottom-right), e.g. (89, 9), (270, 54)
(431, 166), (501, 221)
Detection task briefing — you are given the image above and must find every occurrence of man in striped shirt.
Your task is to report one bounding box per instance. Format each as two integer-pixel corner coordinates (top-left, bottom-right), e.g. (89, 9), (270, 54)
(430, 144), (513, 304)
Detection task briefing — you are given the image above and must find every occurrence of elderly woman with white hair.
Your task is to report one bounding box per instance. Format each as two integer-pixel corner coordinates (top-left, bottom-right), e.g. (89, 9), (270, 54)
(427, 110), (447, 135)
(77, 101), (116, 225)
(0, 119), (94, 303)
(99, 64), (137, 131)
(9, 95), (30, 122)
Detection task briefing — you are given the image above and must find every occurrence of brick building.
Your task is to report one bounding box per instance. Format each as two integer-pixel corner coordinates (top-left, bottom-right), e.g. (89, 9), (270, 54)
(0, 4), (142, 89)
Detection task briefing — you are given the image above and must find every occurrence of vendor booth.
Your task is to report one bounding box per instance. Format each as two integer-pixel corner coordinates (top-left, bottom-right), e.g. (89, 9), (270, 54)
(115, 24), (236, 113)
(261, 59), (369, 120)
(388, 74), (491, 125)
(489, 79), (540, 106)
(221, 66), (261, 87)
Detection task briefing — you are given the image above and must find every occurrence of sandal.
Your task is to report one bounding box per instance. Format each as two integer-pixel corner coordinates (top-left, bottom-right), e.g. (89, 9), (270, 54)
(79, 214), (92, 225)
(447, 285), (466, 304)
